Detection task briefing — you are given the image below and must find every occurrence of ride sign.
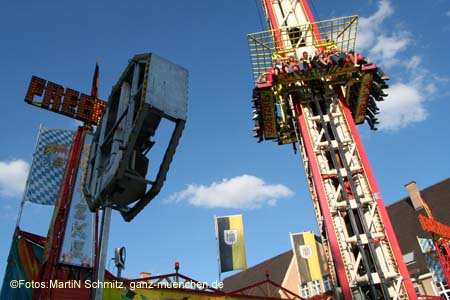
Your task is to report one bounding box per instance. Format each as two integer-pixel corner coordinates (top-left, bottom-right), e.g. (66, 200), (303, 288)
(25, 75), (106, 125)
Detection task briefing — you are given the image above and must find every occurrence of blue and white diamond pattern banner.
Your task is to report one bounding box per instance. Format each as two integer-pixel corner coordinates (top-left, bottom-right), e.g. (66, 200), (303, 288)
(24, 128), (75, 205)
(417, 237), (445, 283)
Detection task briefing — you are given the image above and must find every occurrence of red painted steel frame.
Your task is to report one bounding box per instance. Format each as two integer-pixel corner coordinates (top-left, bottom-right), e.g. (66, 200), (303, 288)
(106, 270), (313, 300)
(263, 0), (283, 49)
(263, 0), (321, 52)
(299, 0), (315, 23)
(34, 126), (87, 300)
(17, 229), (47, 246)
(299, 0), (321, 40)
(294, 103), (353, 300)
(261, 0), (416, 297)
(228, 274), (307, 300)
(420, 214), (450, 240)
(434, 239), (450, 287)
(261, 0), (354, 297)
(338, 94), (418, 300)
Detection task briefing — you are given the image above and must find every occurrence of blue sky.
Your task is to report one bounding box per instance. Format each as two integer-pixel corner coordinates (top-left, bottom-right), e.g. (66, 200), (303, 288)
(1, 0), (450, 286)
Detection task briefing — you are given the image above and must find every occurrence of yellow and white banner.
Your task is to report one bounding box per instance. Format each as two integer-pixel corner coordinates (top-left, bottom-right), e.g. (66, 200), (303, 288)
(216, 215), (247, 273)
(291, 231), (325, 283)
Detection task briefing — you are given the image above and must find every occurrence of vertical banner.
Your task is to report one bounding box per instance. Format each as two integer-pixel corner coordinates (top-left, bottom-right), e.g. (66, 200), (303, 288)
(0, 233), (44, 300)
(24, 128), (74, 205)
(290, 232), (325, 283)
(59, 132), (95, 267)
(259, 90), (277, 139)
(417, 237), (445, 283)
(216, 215), (247, 273)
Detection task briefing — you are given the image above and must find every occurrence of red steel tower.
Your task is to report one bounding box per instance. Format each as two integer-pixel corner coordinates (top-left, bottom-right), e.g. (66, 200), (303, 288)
(247, 1), (417, 299)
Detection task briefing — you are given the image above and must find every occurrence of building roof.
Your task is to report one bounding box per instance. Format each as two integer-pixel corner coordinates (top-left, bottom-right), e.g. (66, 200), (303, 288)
(222, 250), (293, 296)
(386, 177), (450, 277)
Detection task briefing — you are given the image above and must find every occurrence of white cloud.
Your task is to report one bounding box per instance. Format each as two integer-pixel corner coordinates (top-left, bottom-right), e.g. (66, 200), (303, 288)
(424, 82), (437, 94)
(357, 1), (410, 67)
(0, 160), (29, 197)
(355, 0), (441, 131)
(368, 33), (411, 67)
(376, 60), (439, 131)
(0, 205), (17, 220)
(357, 0), (393, 51)
(406, 56), (421, 70)
(446, 10), (450, 17)
(377, 83), (427, 131)
(167, 175), (294, 209)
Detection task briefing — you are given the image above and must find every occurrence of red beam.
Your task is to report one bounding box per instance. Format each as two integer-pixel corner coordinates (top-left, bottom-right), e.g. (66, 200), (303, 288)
(17, 229), (47, 246)
(294, 103), (352, 300)
(263, 0), (284, 50)
(337, 90), (418, 300)
(419, 214), (450, 239)
(299, 0), (322, 42)
(34, 126), (87, 300)
(434, 239), (450, 288)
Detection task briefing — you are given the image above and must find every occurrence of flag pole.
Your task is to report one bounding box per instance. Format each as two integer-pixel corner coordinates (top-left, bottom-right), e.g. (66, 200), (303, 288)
(214, 215), (222, 283)
(1, 120), (41, 293)
(289, 231), (304, 284)
(14, 123), (43, 231)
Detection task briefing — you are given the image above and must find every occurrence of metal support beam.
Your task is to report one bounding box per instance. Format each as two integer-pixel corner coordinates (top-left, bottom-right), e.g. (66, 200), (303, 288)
(94, 207), (112, 300)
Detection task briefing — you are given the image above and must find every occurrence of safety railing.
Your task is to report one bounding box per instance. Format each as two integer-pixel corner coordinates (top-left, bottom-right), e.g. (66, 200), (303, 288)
(247, 15), (359, 83)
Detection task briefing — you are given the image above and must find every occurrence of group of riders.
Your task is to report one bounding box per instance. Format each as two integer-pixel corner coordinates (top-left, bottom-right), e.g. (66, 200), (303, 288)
(271, 47), (389, 81)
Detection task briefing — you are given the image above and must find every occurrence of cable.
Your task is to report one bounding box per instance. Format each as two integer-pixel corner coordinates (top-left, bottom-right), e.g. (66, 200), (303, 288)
(309, 0), (321, 21)
(254, 0), (266, 30)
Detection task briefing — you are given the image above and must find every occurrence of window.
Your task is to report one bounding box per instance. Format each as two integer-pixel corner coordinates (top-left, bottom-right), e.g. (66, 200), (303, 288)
(403, 251), (415, 265)
(301, 284), (310, 298)
(414, 286), (420, 295)
(323, 275), (333, 292)
(436, 281), (450, 300)
(312, 280), (322, 295)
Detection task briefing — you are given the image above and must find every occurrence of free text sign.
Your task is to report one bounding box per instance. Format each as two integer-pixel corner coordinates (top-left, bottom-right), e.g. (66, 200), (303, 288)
(25, 76), (106, 125)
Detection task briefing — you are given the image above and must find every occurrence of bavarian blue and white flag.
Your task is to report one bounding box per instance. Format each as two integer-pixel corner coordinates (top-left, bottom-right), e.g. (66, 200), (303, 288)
(417, 237), (446, 283)
(24, 128), (75, 205)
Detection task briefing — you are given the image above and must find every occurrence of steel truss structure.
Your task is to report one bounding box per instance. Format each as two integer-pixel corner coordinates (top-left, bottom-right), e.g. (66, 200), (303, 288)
(248, 0), (418, 299)
(418, 202), (450, 287)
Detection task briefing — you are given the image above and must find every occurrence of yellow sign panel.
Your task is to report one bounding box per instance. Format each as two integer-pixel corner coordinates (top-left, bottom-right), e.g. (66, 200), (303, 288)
(354, 73), (373, 124)
(303, 232), (322, 281)
(260, 90), (277, 139)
